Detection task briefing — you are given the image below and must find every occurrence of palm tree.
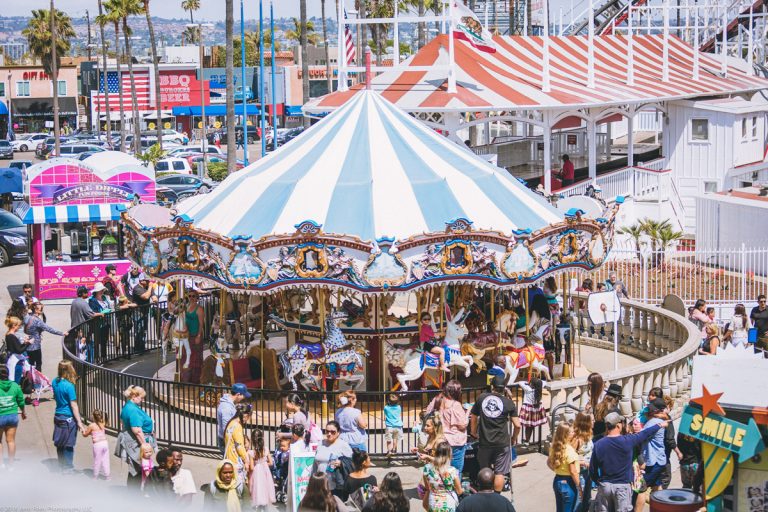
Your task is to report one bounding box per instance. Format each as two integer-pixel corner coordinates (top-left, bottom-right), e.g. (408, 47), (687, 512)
(225, 0), (236, 174)
(182, 25), (200, 45)
(619, 223), (645, 264)
(101, 1), (126, 151)
(109, 0), (146, 156)
(143, 0), (163, 149)
(96, 0), (112, 146)
(285, 18), (321, 45)
(181, 0), (200, 24)
(23, 6), (75, 153)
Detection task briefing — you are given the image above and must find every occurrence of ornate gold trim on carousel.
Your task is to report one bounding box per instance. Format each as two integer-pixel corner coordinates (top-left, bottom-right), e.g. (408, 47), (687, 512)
(295, 243), (329, 278)
(178, 236), (201, 271)
(558, 232), (580, 264)
(588, 231), (607, 266)
(139, 238), (162, 275)
(501, 240), (538, 280)
(226, 240), (266, 286)
(441, 240), (473, 275)
(362, 250), (407, 287)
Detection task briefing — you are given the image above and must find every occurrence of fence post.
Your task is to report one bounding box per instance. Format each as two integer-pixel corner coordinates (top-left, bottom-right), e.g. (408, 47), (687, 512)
(741, 243), (747, 303)
(642, 252), (648, 303)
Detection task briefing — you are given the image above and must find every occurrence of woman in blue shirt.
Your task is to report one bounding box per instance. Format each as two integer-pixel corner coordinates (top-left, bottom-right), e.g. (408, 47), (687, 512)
(119, 385), (156, 487)
(51, 360), (85, 472)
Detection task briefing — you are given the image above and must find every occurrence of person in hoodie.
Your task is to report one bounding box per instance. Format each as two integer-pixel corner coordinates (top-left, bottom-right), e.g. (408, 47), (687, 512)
(0, 365), (26, 469)
(216, 383), (251, 454)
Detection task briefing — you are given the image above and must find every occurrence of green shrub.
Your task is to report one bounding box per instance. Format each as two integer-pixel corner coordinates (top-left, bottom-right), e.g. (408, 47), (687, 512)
(207, 162), (228, 182)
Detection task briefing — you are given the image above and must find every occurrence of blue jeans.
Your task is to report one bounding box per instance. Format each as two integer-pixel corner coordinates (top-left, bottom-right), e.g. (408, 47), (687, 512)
(349, 443), (367, 452)
(553, 475), (578, 512)
(450, 444), (467, 474)
(57, 446), (74, 470)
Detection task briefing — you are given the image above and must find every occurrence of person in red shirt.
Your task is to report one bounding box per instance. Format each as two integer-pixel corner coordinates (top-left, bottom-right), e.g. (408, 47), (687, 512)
(560, 154), (575, 187)
(419, 312), (448, 371)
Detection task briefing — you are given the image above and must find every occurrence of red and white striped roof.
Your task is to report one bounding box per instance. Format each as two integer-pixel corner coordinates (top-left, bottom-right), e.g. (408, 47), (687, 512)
(305, 34), (768, 113)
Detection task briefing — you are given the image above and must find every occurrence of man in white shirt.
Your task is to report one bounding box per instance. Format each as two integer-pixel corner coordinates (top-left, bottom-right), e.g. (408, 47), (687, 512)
(17, 283), (38, 307)
(169, 446), (197, 504)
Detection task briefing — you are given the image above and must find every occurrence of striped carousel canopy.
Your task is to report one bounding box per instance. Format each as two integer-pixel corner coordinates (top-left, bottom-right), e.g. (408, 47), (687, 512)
(177, 90), (561, 243)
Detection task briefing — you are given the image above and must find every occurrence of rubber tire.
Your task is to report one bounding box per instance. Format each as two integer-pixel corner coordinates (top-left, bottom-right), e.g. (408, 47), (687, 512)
(0, 246), (9, 267)
(173, 139), (182, 145)
(198, 186), (210, 194)
(19, 144), (27, 152)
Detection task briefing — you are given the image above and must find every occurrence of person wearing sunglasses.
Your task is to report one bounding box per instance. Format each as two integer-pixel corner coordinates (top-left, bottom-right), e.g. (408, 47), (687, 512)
(750, 295), (768, 350)
(312, 420), (353, 497)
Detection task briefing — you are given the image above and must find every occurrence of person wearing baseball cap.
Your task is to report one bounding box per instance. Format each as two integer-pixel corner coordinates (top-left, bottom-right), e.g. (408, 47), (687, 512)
(216, 383), (251, 454)
(589, 411), (668, 511)
(470, 374), (521, 492)
(89, 282), (113, 360)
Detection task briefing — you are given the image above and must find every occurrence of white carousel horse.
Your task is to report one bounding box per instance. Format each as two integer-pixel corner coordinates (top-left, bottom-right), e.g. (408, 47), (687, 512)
(386, 305), (475, 391)
(162, 299), (192, 368)
(501, 323), (552, 382)
(278, 311), (366, 390)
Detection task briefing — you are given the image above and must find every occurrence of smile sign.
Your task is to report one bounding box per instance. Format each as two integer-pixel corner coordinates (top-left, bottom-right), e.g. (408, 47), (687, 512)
(679, 405), (764, 463)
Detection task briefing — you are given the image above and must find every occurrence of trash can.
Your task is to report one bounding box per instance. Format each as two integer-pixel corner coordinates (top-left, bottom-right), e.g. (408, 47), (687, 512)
(649, 489), (704, 512)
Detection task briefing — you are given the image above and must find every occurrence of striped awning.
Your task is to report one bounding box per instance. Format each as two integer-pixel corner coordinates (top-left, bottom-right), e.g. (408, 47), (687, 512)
(305, 34), (768, 113)
(177, 90), (561, 242)
(23, 204), (127, 225)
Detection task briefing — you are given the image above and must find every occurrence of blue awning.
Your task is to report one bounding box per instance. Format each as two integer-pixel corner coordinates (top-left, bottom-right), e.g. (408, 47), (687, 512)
(23, 204), (127, 225)
(183, 105), (261, 116)
(0, 101), (7, 115)
(0, 168), (22, 194)
(285, 105), (303, 116)
(172, 106), (191, 116)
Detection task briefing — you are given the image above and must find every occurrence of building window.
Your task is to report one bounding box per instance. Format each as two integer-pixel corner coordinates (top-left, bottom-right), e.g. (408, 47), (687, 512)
(742, 118), (748, 139)
(691, 118), (709, 141)
(752, 116), (758, 138)
(0, 83), (4, 97)
(704, 181), (718, 193)
(16, 81), (30, 97)
(57, 80), (67, 96)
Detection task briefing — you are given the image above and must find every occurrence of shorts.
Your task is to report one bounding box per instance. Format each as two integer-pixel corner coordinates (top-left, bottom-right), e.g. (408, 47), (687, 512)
(643, 463), (666, 488)
(477, 446), (512, 475)
(384, 427), (402, 444)
(0, 413), (19, 429)
(594, 482), (632, 512)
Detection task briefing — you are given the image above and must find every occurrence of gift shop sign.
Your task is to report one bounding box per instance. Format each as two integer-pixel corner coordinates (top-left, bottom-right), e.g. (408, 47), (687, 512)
(679, 405), (765, 463)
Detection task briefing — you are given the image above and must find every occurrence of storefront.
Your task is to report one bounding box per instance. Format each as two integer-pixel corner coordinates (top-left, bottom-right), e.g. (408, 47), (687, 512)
(22, 152), (156, 299)
(12, 97), (78, 134)
(1, 65), (79, 134)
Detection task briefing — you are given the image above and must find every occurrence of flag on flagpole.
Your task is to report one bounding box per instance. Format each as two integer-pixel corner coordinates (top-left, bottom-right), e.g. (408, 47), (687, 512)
(344, 9), (356, 65)
(452, 1), (496, 53)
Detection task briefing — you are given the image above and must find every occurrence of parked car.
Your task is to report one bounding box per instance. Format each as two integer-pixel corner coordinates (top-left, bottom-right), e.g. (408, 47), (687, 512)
(180, 153), (245, 171)
(35, 137), (73, 158)
(167, 145), (223, 157)
(155, 157), (194, 175)
(50, 144), (107, 158)
(141, 129), (188, 145)
(0, 209), (27, 266)
(9, 161), (34, 171)
(206, 125), (260, 145)
(0, 141), (13, 159)
(156, 174), (215, 198)
(155, 185), (178, 206)
(10, 133), (47, 152)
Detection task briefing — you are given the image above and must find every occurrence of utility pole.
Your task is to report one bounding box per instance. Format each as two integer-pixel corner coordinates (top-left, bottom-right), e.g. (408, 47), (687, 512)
(51, 0), (61, 156)
(86, 9), (92, 61)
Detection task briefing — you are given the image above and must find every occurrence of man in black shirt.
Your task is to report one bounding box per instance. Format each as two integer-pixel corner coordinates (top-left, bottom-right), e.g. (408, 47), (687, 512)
(750, 294), (768, 350)
(457, 467), (515, 512)
(131, 274), (152, 354)
(470, 375), (521, 492)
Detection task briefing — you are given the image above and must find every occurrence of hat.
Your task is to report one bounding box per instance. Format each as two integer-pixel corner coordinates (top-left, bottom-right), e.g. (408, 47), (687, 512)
(231, 383), (252, 399)
(491, 374), (508, 389)
(138, 272), (150, 282)
(605, 412), (625, 428)
(606, 383), (623, 398)
(92, 282), (106, 294)
(648, 397), (667, 413)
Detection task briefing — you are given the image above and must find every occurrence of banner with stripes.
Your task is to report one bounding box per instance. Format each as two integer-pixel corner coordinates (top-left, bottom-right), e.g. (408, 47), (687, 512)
(93, 69), (151, 111)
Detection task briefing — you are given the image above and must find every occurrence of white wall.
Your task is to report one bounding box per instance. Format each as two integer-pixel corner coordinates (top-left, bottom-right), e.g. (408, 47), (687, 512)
(696, 194), (768, 250)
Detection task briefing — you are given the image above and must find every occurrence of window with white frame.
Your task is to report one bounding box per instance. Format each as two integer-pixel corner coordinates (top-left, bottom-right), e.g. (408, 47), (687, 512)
(15, 81), (30, 97)
(704, 181), (718, 193)
(691, 118), (709, 141)
(57, 80), (66, 96)
(752, 116), (758, 138)
(742, 118), (748, 139)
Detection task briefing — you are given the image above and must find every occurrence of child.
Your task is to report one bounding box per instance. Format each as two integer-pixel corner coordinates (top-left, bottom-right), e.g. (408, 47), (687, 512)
(419, 311), (447, 371)
(249, 429), (276, 511)
(570, 413), (594, 511)
(384, 394), (403, 460)
(516, 371), (546, 444)
(140, 443), (154, 496)
(706, 307), (716, 323)
(273, 437), (290, 484)
(82, 409), (110, 480)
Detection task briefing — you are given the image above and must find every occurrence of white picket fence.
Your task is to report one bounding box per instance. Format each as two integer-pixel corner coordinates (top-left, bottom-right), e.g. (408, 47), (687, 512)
(560, 159), (669, 201)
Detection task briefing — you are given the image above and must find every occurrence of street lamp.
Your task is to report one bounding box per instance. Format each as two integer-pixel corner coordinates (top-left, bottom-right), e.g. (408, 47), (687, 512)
(187, 22), (214, 178)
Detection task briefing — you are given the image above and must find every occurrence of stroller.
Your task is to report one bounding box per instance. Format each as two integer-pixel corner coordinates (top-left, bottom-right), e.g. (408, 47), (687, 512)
(23, 366), (52, 406)
(272, 446), (290, 503)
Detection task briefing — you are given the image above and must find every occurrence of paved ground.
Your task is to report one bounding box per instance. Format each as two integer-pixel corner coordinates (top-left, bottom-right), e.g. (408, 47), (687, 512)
(0, 262), (680, 510)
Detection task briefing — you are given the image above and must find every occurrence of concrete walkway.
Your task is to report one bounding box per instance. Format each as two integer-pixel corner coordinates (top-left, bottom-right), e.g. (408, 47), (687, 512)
(0, 263), (679, 511)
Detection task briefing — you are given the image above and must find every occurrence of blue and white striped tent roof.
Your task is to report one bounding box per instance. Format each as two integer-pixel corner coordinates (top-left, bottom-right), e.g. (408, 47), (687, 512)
(178, 91), (562, 242)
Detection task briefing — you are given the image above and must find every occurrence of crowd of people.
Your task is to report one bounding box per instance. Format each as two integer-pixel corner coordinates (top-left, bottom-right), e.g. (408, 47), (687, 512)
(687, 294), (768, 355)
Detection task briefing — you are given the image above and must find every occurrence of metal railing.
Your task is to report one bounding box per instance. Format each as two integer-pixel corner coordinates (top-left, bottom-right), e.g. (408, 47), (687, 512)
(557, 158), (668, 200)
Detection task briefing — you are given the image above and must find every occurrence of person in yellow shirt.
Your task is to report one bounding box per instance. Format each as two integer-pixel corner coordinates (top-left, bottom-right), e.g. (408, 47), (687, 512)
(548, 423), (582, 512)
(224, 403), (252, 487)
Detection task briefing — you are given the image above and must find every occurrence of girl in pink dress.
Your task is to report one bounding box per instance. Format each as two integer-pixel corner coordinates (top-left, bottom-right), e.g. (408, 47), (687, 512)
(249, 429), (276, 510)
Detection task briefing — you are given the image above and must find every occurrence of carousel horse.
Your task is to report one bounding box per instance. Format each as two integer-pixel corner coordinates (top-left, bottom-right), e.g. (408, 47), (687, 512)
(299, 349), (366, 391)
(200, 319), (232, 386)
(163, 298), (191, 368)
(460, 307), (517, 371)
(385, 306), (475, 391)
(500, 324), (552, 382)
(278, 310), (367, 390)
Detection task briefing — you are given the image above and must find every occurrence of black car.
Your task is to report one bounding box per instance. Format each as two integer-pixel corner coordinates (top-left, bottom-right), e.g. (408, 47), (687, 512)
(0, 210), (27, 266)
(0, 140), (13, 159)
(206, 125), (260, 145)
(35, 137), (71, 158)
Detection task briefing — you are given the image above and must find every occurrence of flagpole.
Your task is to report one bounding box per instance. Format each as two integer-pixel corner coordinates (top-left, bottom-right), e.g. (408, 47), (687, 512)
(271, 0), (277, 150)
(240, 0), (248, 165)
(338, 0), (348, 92)
(259, 0), (266, 157)
(447, 0), (456, 93)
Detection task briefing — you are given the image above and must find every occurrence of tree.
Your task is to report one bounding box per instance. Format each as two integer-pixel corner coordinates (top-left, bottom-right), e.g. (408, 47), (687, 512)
(181, 25), (200, 45)
(181, 0), (200, 24)
(620, 218), (683, 269)
(143, 0), (163, 149)
(225, 0), (236, 174)
(136, 143), (167, 168)
(99, 1), (126, 151)
(96, 0), (112, 146)
(285, 17), (321, 45)
(23, 6), (75, 153)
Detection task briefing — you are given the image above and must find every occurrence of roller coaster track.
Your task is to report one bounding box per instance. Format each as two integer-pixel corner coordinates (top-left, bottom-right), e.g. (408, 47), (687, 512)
(699, 0), (765, 52)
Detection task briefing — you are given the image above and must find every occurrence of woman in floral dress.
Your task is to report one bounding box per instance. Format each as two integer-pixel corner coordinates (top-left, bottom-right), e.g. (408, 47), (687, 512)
(422, 441), (463, 512)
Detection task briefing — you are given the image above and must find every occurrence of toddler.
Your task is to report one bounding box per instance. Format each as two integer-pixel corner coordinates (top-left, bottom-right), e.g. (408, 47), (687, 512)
(383, 394), (403, 460)
(82, 409), (110, 480)
(140, 443), (154, 495)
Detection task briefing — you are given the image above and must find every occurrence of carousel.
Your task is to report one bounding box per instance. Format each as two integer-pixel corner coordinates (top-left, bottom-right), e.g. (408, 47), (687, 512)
(121, 90), (621, 396)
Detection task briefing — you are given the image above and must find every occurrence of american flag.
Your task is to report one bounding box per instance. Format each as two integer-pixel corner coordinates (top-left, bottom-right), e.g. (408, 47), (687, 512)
(343, 9), (355, 65)
(92, 69), (151, 111)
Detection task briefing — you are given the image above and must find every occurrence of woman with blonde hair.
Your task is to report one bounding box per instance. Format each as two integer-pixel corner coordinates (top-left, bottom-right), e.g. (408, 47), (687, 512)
(335, 390), (367, 451)
(548, 423), (581, 512)
(52, 360), (85, 472)
(117, 384), (156, 487)
(699, 323), (721, 355)
(412, 413), (447, 465)
(422, 441), (462, 512)
(570, 413), (594, 512)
